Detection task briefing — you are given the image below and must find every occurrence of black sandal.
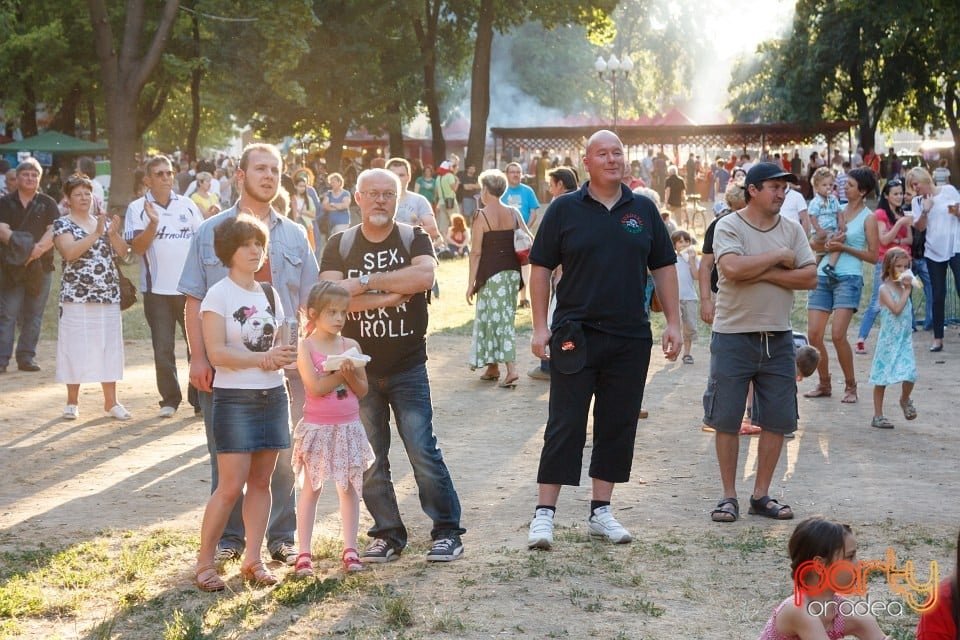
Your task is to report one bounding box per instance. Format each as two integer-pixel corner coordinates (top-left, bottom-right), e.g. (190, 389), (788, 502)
(710, 497), (739, 523)
(748, 495), (793, 520)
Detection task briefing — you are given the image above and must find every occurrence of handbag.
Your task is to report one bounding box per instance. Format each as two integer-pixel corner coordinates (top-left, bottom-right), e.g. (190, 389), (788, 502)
(649, 288), (663, 313)
(444, 197), (455, 210)
(512, 208), (533, 263)
(112, 254), (137, 310)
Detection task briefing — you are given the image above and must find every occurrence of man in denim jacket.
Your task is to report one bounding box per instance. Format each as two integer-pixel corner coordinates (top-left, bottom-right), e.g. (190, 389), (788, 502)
(178, 143), (319, 566)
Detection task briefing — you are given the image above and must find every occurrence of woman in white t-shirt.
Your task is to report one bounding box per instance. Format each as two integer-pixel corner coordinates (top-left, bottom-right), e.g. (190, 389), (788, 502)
(907, 166), (960, 352)
(193, 213), (297, 591)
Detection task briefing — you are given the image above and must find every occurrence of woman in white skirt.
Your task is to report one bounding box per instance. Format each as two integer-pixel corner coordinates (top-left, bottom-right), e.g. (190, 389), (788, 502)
(52, 174), (131, 420)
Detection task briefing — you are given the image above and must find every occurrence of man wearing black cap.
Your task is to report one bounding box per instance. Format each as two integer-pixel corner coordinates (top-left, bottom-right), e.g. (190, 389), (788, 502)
(703, 162), (817, 524)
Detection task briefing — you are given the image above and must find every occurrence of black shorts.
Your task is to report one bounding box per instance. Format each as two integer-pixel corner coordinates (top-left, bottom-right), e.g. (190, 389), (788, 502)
(537, 324), (652, 485)
(702, 331), (798, 434)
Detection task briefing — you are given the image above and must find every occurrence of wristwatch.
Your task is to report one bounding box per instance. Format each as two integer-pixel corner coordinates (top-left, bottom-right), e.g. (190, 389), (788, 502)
(359, 274), (370, 290)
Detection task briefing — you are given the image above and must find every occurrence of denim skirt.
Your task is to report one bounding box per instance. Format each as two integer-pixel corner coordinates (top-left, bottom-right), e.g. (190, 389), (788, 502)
(212, 386), (290, 453)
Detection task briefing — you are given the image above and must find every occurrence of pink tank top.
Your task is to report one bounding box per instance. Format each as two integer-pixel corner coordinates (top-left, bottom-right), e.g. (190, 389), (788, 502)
(758, 595), (847, 640)
(302, 342), (360, 425)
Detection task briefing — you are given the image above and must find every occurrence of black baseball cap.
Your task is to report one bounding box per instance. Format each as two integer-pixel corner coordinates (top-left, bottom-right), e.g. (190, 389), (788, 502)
(744, 162), (798, 189)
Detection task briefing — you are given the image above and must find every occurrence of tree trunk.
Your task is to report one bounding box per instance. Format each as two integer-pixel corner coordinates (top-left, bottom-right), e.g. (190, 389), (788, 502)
(86, 0), (180, 215)
(945, 88), (960, 186)
(103, 104), (140, 216)
(48, 84), (83, 137)
(465, 0), (494, 172)
(186, 6), (201, 161)
(20, 83), (38, 138)
(415, 2), (445, 165)
(87, 93), (98, 141)
(386, 102), (405, 160)
(325, 119), (349, 174)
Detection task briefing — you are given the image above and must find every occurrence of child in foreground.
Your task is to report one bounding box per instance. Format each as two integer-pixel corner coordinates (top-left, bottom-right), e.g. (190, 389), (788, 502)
(758, 517), (891, 639)
(868, 248), (917, 429)
(292, 282), (374, 575)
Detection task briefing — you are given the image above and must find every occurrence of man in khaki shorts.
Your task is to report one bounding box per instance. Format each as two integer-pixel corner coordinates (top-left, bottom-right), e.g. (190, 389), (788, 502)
(703, 162), (817, 524)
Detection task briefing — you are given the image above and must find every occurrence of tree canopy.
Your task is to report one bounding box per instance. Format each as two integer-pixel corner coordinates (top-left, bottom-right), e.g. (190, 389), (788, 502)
(726, 0), (940, 154)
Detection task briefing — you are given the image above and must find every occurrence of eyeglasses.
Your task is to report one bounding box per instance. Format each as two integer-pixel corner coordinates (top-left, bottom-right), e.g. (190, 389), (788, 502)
(151, 170), (175, 178)
(886, 179), (903, 188)
(65, 173), (91, 186)
(359, 190), (397, 201)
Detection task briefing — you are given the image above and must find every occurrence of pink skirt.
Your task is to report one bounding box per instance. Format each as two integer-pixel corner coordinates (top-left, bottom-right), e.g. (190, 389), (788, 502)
(291, 418), (374, 492)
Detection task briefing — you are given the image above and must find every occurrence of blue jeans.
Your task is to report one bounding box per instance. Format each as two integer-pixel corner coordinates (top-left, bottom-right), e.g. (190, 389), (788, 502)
(361, 363), (464, 547)
(0, 271), (52, 366)
(857, 261), (883, 341)
(926, 255), (960, 340)
(913, 258), (934, 330)
(143, 292), (189, 409)
(200, 368), (303, 552)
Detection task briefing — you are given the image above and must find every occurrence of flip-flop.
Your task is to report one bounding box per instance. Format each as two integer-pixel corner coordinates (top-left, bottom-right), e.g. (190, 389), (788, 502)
(479, 372), (500, 381)
(498, 375), (519, 389)
(748, 495), (793, 520)
(710, 497), (739, 523)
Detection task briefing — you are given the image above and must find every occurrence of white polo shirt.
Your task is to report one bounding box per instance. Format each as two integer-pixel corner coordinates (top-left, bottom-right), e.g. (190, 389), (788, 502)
(125, 192), (205, 295)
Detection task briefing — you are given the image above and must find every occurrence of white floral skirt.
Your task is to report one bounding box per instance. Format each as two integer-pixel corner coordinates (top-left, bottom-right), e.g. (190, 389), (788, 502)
(468, 270), (520, 368)
(291, 418), (374, 492)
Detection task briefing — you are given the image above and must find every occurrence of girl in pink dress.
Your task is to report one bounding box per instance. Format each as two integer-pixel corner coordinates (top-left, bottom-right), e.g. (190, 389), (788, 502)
(758, 518), (891, 640)
(292, 282), (374, 575)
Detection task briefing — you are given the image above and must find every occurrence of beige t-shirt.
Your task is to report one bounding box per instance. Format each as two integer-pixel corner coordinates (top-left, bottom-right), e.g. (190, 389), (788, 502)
(713, 213), (815, 333)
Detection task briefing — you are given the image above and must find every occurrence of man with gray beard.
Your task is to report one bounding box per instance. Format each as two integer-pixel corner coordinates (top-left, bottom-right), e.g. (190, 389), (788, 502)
(319, 168), (466, 563)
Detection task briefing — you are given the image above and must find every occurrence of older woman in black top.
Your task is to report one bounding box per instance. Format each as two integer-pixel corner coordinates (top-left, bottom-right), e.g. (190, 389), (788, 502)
(466, 169), (532, 388)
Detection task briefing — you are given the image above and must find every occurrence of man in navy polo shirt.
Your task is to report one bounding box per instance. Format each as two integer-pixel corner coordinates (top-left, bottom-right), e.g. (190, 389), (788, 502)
(526, 130), (682, 550)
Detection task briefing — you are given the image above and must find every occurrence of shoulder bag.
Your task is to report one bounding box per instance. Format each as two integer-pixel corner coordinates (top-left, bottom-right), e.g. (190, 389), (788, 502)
(512, 208), (533, 264)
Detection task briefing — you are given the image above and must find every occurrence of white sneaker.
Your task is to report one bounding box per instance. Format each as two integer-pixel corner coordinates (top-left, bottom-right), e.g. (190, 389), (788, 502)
(587, 506), (631, 544)
(527, 508), (555, 550)
(158, 406), (176, 418)
(63, 405), (79, 420)
(106, 404), (132, 421)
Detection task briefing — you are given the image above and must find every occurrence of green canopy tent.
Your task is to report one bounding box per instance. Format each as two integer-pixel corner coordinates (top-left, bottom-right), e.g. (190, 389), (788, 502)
(0, 130), (107, 153)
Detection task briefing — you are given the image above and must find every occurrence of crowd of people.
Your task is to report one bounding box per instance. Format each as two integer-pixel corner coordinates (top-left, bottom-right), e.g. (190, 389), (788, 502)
(1, 133), (958, 637)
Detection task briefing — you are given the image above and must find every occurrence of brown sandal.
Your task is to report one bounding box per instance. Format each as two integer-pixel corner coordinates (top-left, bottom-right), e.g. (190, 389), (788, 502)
(240, 560), (278, 586)
(841, 381), (857, 404)
(194, 563), (225, 592)
(803, 375), (831, 398)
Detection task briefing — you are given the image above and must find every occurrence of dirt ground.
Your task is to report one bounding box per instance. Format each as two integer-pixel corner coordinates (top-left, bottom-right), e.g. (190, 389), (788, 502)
(1, 327), (958, 639)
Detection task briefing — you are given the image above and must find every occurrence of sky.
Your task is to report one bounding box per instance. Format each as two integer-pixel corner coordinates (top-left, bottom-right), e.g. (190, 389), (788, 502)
(686, 0), (795, 123)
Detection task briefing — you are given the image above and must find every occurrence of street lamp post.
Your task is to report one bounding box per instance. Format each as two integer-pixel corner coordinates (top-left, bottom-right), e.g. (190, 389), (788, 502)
(594, 54), (634, 132)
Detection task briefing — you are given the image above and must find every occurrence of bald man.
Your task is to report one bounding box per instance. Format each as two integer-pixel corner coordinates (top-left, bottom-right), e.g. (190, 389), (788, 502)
(526, 130), (682, 550)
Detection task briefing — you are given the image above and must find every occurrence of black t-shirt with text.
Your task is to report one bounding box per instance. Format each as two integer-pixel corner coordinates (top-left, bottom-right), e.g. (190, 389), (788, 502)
(319, 224), (434, 376)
